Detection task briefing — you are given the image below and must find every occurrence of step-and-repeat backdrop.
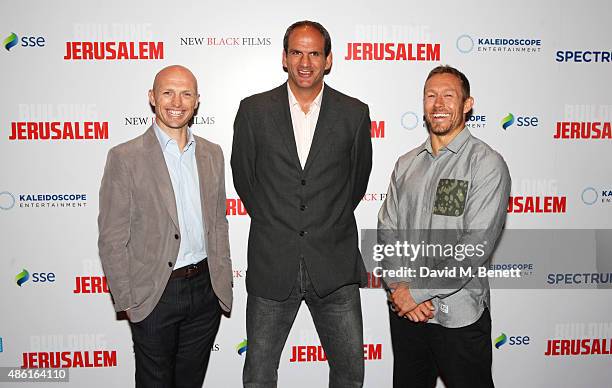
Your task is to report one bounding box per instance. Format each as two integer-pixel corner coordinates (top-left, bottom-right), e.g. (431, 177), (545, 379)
(2, 1), (611, 386)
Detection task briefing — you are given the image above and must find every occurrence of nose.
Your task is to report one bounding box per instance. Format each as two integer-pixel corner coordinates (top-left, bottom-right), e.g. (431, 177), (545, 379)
(433, 94), (444, 108)
(299, 54), (311, 67)
(171, 93), (181, 107)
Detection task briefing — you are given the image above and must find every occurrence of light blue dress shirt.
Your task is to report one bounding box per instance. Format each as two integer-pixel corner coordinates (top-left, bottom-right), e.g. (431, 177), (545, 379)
(153, 123), (207, 269)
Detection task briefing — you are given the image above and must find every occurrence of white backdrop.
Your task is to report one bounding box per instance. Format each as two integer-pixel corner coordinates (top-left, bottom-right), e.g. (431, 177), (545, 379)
(2, 1), (612, 387)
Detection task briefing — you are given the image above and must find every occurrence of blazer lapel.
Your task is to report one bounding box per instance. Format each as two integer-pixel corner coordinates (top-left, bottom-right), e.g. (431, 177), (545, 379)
(143, 126), (180, 231)
(195, 139), (215, 234)
(270, 84), (302, 170)
(303, 86), (338, 172)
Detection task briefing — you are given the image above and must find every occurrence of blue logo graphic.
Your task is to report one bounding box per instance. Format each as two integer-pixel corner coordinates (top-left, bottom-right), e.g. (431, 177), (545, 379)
(16, 269), (29, 286)
(456, 34), (474, 53)
(582, 187), (598, 205)
(501, 113), (515, 130)
(495, 333), (507, 349)
(4, 32), (17, 51)
(0, 191), (16, 210)
(0, 337), (3, 352)
(401, 111), (419, 130)
(236, 339), (248, 355)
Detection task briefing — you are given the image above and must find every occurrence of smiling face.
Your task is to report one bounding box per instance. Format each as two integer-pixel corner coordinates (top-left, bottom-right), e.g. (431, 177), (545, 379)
(282, 25), (332, 96)
(148, 66), (199, 133)
(423, 73), (473, 137)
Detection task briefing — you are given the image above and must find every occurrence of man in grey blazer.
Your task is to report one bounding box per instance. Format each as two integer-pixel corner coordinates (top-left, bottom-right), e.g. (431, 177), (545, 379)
(232, 21), (372, 387)
(98, 65), (232, 387)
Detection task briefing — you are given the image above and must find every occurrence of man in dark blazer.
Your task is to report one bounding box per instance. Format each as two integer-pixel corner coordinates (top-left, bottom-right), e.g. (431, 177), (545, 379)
(98, 65), (232, 387)
(232, 21), (372, 388)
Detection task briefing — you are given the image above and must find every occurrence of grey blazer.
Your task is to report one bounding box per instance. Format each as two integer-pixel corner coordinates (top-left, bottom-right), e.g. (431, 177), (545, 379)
(98, 126), (232, 322)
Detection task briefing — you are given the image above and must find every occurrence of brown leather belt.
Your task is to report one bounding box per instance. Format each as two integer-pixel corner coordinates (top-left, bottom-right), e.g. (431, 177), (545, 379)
(169, 259), (207, 279)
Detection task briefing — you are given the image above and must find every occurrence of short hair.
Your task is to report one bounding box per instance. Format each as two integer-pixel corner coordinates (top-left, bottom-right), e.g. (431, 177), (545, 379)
(283, 20), (331, 57)
(425, 65), (470, 101)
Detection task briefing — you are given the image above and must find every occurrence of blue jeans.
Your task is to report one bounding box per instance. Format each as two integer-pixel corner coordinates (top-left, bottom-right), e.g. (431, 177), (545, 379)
(243, 261), (364, 388)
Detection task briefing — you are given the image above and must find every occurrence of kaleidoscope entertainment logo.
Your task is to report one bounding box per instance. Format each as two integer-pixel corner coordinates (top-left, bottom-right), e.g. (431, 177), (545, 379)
(0, 191), (16, 210)
(580, 187), (612, 206)
(456, 34), (474, 53)
(456, 34), (541, 54)
(401, 111), (420, 130)
(582, 187), (598, 205)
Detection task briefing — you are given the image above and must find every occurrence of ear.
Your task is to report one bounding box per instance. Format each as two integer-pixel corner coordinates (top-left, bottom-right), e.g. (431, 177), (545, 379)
(282, 49), (288, 69)
(195, 94), (200, 110)
(463, 96), (474, 114)
(325, 52), (333, 71)
(148, 89), (156, 107)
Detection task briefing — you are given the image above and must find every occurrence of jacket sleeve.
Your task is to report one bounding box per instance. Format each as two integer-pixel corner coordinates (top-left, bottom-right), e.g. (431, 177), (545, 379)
(350, 104), (373, 210)
(215, 145), (231, 276)
(231, 100), (257, 216)
(98, 147), (133, 312)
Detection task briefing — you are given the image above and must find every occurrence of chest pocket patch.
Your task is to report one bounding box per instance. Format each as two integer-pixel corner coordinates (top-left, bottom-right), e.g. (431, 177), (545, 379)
(433, 179), (468, 217)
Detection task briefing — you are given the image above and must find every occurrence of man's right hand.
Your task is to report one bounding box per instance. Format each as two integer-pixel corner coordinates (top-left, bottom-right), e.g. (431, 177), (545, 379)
(405, 300), (435, 323)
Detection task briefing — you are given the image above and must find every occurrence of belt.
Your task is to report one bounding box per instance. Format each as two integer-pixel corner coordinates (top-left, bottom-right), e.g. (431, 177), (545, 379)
(169, 259), (207, 280)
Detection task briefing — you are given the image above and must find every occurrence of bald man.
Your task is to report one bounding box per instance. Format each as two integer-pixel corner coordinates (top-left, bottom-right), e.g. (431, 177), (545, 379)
(98, 65), (233, 387)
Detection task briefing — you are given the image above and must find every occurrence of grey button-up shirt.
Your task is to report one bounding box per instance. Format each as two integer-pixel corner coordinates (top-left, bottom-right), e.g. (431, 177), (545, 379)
(378, 128), (511, 328)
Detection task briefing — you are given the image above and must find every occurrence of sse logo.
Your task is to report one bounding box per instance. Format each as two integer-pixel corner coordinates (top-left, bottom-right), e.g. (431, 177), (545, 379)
(236, 339), (248, 356)
(501, 113), (539, 130)
(495, 333), (530, 349)
(4, 32), (46, 51)
(15, 269), (55, 287)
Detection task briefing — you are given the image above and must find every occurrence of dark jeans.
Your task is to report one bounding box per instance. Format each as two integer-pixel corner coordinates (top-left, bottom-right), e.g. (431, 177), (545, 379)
(129, 261), (221, 388)
(243, 261), (364, 388)
(389, 307), (494, 388)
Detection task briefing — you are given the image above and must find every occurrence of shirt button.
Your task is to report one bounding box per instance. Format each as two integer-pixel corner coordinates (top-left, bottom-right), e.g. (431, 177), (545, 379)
(299, 231), (305, 237)
(301, 179), (306, 186)
(174, 234), (180, 240)
(300, 205), (306, 211)
(168, 262), (173, 267)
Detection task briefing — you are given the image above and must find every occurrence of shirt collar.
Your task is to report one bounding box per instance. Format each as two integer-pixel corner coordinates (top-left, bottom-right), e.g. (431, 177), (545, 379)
(445, 127), (471, 153)
(287, 82), (324, 112)
(153, 121), (196, 152)
(417, 127), (471, 156)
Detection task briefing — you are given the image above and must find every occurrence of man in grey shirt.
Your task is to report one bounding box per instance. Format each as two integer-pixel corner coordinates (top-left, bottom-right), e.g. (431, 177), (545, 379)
(378, 65), (510, 387)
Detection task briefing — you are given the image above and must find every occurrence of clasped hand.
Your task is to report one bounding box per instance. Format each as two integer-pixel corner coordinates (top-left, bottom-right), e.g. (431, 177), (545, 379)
(388, 282), (435, 322)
